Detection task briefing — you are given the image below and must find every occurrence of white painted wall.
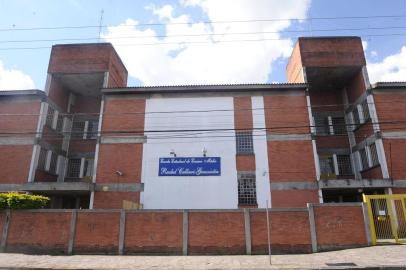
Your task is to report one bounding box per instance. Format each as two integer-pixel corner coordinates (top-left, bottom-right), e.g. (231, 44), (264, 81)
(251, 96), (271, 208)
(141, 96), (238, 209)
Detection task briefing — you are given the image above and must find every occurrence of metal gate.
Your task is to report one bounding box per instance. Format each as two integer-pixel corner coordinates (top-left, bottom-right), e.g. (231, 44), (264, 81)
(363, 194), (406, 245)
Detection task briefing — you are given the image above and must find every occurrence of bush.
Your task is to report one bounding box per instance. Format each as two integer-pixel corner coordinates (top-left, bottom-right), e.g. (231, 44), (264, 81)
(0, 193), (49, 209)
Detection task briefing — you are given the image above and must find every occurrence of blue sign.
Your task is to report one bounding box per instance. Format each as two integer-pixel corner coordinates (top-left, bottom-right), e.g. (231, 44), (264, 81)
(159, 157), (221, 176)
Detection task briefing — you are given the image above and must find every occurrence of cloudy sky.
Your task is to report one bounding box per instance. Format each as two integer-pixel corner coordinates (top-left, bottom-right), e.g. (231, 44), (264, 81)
(0, 0), (405, 90)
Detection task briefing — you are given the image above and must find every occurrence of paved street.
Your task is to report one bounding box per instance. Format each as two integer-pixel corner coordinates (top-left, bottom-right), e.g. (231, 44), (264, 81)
(0, 245), (405, 269)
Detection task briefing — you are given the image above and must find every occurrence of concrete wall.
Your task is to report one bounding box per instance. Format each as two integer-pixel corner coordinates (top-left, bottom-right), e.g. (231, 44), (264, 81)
(141, 96), (238, 209)
(0, 204), (370, 255)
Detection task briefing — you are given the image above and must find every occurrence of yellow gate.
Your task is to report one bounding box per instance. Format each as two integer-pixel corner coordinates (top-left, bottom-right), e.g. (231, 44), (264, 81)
(363, 194), (406, 245)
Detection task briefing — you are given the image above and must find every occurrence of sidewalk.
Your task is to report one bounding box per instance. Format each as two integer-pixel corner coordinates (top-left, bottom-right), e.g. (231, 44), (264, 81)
(0, 245), (405, 270)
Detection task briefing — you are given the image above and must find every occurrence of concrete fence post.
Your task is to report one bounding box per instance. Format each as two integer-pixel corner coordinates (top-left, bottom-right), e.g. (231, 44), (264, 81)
(68, 209), (77, 255)
(0, 210), (11, 253)
(243, 209), (252, 255)
(307, 203), (318, 253)
(118, 209), (126, 255)
(182, 210), (188, 255)
(361, 203), (373, 245)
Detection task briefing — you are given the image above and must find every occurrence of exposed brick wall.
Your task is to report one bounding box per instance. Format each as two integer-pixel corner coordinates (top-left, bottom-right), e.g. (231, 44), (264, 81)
(102, 97), (145, 135)
(361, 165), (383, 180)
(108, 51), (128, 87)
(313, 205), (367, 250)
(271, 190), (319, 208)
(48, 77), (69, 112)
(74, 212), (120, 254)
(354, 122), (374, 145)
(6, 212), (70, 253)
(374, 91), (406, 132)
(34, 170), (58, 182)
(93, 192), (140, 209)
(297, 37), (366, 68)
(0, 145), (33, 184)
(250, 211), (311, 254)
(71, 96), (101, 114)
(310, 89), (344, 112)
(233, 96), (253, 130)
(286, 42), (304, 83)
(0, 206), (369, 255)
(236, 155), (256, 171)
(383, 139), (406, 180)
(188, 212), (245, 254)
(125, 212), (182, 254)
(0, 97), (41, 133)
(316, 135), (350, 149)
(264, 95), (309, 134)
(346, 71), (366, 104)
(68, 140), (97, 154)
(96, 143), (143, 184)
(268, 141), (315, 181)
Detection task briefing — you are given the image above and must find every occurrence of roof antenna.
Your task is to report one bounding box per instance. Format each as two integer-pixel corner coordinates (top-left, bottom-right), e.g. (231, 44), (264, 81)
(98, 9), (104, 42)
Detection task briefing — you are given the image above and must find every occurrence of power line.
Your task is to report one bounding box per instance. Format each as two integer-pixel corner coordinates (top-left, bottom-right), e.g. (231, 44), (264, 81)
(1, 14), (406, 32)
(1, 25), (406, 44)
(2, 33), (406, 51)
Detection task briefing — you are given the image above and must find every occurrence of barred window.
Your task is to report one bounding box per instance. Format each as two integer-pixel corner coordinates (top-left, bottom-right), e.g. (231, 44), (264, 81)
(236, 131), (254, 154)
(46, 106), (55, 128)
(238, 173), (257, 205)
(332, 117), (346, 135)
(37, 148), (48, 171)
(337, 155), (353, 175)
(359, 148), (369, 170)
(67, 158), (81, 178)
(314, 115), (329, 135)
(71, 121), (85, 138)
(86, 120), (98, 139)
(370, 143), (379, 166)
(361, 100), (370, 122)
(49, 152), (58, 174)
(320, 156), (335, 175)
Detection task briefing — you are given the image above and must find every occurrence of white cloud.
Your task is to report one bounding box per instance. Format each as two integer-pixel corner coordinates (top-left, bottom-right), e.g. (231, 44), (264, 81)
(0, 60), (35, 90)
(102, 0), (311, 85)
(362, 40), (368, 51)
(367, 47), (406, 83)
(370, 50), (378, 57)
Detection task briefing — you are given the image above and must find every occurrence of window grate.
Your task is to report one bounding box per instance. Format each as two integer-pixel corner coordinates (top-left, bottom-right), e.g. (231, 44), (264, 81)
(71, 121), (85, 138)
(332, 117), (346, 135)
(236, 131), (254, 154)
(314, 115), (329, 135)
(49, 152), (58, 174)
(46, 106), (55, 128)
(37, 148), (47, 171)
(67, 158), (81, 178)
(361, 100), (370, 122)
(337, 155), (353, 175)
(238, 173), (257, 205)
(320, 156), (335, 175)
(83, 159), (94, 177)
(370, 143), (379, 166)
(359, 148), (369, 171)
(86, 120), (98, 139)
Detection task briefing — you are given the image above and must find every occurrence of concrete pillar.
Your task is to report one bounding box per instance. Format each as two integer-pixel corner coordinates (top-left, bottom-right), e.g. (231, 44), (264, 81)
(68, 210), (77, 255)
(0, 210), (11, 252)
(243, 209), (252, 255)
(307, 204), (318, 252)
(118, 210), (126, 255)
(182, 210), (188, 255)
(361, 203), (373, 245)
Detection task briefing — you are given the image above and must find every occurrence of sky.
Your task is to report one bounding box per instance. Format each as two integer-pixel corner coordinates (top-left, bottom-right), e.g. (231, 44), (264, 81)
(0, 0), (405, 90)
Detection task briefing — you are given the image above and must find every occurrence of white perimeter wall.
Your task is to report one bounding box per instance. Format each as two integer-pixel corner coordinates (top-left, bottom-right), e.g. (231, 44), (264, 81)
(141, 96), (238, 209)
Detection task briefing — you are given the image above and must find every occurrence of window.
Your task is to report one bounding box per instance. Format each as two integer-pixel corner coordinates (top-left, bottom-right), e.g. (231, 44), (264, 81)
(71, 120), (85, 138)
(83, 159), (94, 177)
(331, 117), (346, 135)
(352, 109), (360, 130)
(369, 143), (379, 166)
(359, 148), (369, 171)
(337, 155), (353, 175)
(320, 156), (335, 176)
(46, 106), (55, 128)
(49, 152), (58, 175)
(37, 148), (48, 171)
(238, 173), (257, 205)
(86, 120), (98, 139)
(67, 158), (81, 178)
(56, 114), (64, 132)
(314, 115), (329, 135)
(361, 100), (370, 122)
(236, 131), (254, 154)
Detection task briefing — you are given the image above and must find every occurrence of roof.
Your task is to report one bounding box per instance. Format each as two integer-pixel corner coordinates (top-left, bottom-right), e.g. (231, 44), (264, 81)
(372, 82), (406, 89)
(102, 83), (308, 95)
(0, 89), (45, 97)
